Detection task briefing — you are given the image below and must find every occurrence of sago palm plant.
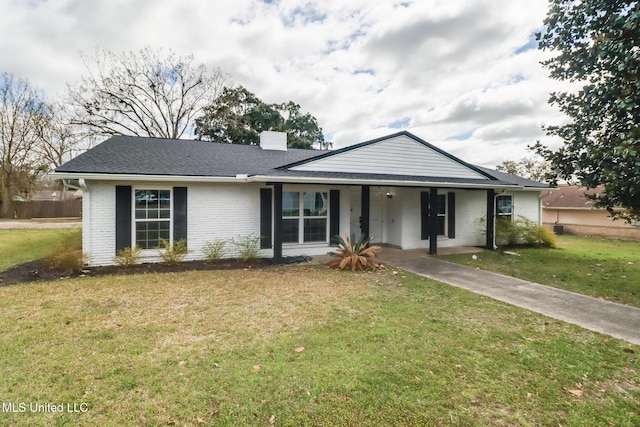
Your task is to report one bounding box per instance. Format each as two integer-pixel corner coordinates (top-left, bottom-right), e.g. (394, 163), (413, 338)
(328, 233), (382, 271)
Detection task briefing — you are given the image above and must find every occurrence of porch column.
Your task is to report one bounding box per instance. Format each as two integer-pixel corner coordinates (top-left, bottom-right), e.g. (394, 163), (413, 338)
(361, 185), (370, 238)
(486, 189), (495, 250)
(428, 187), (438, 255)
(273, 183), (283, 263)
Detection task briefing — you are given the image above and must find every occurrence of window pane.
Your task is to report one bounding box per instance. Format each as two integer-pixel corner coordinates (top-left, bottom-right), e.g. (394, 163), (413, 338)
(437, 217), (446, 236)
(497, 196), (512, 215)
(282, 218), (299, 243)
(437, 194), (446, 215)
(136, 220), (170, 249)
(303, 218), (326, 242)
(159, 190), (170, 208)
(135, 190), (149, 209)
(303, 192), (327, 216)
(282, 192), (300, 217)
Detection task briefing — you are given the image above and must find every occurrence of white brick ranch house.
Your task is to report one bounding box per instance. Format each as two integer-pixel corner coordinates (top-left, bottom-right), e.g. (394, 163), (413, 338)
(53, 131), (548, 266)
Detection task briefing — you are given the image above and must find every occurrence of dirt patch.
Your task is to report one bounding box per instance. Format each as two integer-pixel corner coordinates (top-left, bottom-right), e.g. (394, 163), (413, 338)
(0, 256), (311, 286)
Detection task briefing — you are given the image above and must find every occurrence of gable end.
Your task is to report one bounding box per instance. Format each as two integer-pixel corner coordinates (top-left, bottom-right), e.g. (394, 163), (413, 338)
(283, 131), (492, 180)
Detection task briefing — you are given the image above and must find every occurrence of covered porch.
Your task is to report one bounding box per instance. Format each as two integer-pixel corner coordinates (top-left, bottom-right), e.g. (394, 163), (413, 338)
(265, 182), (500, 263)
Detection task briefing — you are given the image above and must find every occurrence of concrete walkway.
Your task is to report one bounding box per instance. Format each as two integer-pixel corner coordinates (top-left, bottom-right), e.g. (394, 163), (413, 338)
(379, 250), (640, 346)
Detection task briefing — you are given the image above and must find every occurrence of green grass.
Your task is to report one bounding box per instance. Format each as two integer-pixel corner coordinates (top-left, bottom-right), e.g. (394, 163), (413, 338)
(443, 235), (640, 307)
(0, 228), (82, 271)
(0, 266), (638, 426)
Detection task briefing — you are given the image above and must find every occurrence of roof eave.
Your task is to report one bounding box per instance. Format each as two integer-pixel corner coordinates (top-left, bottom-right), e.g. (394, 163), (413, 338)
(248, 174), (535, 190)
(50, 171), (549, 190)
(50, 172), (249, 183)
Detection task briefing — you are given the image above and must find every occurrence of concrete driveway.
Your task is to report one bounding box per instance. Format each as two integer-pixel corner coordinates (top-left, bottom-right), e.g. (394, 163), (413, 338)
(379, 249), (640, 346)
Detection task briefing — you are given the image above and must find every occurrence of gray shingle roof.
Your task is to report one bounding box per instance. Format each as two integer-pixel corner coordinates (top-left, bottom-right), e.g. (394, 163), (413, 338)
(475, 166), (549, 189)
(55, 134), (548, 189)
(55, 135), (319, 177)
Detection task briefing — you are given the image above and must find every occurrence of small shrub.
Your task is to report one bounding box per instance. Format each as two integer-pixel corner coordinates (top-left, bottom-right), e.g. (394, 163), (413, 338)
(114, 246), (142, 267)
(328, 233), (382, 272)
(202, 239), (227, 262)
(46, 231), (89, 273)
(496, 216), (557, 248)
(231, 235), (260, 261)
(56, 230), (82, 250)
(48, 249), (90, 274)
(537, 225), (558, 248)
(158, 239), (189, 265)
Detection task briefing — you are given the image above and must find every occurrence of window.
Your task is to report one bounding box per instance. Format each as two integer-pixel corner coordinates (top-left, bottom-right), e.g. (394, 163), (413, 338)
(421, 192), (453, 240)
(134, 189), (171, 249)
(436, 194), (446, 236)
(282, 191), (328, 243)
(496, 195), (513, 221)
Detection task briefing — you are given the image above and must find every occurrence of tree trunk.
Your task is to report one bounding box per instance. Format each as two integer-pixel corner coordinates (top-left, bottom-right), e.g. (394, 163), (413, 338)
(0, 178), (13, 218)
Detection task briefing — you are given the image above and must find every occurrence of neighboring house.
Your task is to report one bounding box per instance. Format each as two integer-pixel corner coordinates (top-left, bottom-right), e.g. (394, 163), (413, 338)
(53, 131), (548, 266)
(542, 184), (640, 241)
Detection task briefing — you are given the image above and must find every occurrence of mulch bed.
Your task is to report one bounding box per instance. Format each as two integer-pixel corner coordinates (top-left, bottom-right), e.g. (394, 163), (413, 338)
(0, 256), (313, 286)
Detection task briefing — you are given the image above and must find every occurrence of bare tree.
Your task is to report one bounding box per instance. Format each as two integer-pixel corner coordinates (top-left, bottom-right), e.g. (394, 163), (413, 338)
(35, 101), (92, 169)
(67, 47), (227, 139)
(496, 157), (550, 182)
(0, 73), (47, 217)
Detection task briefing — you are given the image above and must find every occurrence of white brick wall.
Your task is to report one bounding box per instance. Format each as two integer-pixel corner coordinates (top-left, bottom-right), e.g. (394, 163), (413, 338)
(81, 180), (543, 266)
(395, 189), (540, 250)
(187, 183), (266, 260)
(84, 181), (116, 266)
(512, 191), (542, 222)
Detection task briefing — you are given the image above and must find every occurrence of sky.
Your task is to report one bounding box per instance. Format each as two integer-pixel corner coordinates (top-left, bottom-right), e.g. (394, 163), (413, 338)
(0, 0), (571, 168)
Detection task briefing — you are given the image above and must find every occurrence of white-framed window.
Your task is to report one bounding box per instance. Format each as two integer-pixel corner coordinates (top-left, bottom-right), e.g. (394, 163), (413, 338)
(133, 189), (171, 249)
(436, 193), (447, 236)
(496, 195), (513, 221)
(282, 191), (328, 244)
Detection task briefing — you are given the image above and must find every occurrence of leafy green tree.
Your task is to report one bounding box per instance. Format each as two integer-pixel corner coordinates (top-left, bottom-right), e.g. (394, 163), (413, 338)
(496, 157), (549, 182)
(534, 0), (640, 220)
(195, 86), (325, 149)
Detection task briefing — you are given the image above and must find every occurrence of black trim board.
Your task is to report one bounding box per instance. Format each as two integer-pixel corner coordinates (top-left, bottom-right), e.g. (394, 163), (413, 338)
(420, 191), (429, 241)
(447, 192), (456, 239)
(360, 186), (370, 238)
(273, 184), (283, 263)
(115, 185), (132, 252)
(486, 189), (496, 249)
(428, 187), (438, 255)
(173, 187), (188, 244)
(260, 188), (273, 249)
(329, 190), (340, 241)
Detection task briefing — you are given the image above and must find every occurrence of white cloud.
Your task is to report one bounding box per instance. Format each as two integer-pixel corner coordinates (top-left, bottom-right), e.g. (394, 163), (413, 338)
(0, 0), (571, 167)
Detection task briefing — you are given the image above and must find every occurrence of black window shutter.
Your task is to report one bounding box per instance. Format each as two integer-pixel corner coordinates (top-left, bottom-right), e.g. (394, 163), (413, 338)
(173, 187), (188, 244)
(260, 188), (273, 249)
(115, 185), (132, 252)
(447, 192), (456, 239)
(329, 190), (340, 242)
(420, 191), (429, 240)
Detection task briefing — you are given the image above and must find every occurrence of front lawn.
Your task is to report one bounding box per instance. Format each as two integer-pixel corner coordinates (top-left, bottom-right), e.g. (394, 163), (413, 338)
(1, 266), (638, 426)
(0, 228), (81, 271)
(442, 236), (640, 308)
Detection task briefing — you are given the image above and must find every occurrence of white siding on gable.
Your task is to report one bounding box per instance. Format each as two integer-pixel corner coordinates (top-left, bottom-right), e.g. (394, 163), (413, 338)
(290, 135), (488, 180)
